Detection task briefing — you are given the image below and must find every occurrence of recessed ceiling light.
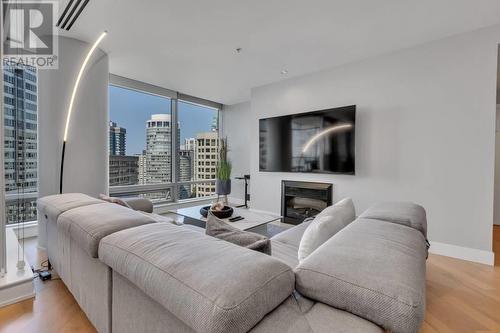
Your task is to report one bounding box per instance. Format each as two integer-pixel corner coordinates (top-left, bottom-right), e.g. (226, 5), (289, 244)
(281, 69), (288, 75)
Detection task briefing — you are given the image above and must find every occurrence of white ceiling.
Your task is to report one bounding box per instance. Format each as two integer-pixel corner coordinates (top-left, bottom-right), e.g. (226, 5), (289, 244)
(60, 0), (500, 105)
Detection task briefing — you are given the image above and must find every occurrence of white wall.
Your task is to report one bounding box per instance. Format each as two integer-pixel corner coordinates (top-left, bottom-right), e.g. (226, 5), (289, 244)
(37, 37), (109, 245)
(494, 46), (500, 227)
(38, 37), (109, 198)
(494, 105), (500, 226)
(225, 25), (500, 255)
(222, 102), (251, 202)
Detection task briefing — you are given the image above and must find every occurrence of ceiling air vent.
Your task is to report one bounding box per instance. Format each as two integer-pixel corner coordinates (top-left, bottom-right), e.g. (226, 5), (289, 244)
(56, 0), (90, 31)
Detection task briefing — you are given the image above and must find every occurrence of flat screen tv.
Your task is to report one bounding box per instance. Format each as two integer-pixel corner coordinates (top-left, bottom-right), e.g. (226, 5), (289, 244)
(259, 105), (355, 174)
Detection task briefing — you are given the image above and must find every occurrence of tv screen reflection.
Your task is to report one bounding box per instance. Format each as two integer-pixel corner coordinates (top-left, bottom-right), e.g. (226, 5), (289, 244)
(259, 105), (355, 174)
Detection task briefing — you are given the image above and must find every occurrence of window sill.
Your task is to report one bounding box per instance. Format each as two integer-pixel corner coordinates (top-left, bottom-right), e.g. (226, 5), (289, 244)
(6, 220), (38, 240)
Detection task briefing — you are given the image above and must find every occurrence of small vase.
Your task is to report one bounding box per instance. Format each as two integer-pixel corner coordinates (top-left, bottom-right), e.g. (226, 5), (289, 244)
(216, 179), (231, 195)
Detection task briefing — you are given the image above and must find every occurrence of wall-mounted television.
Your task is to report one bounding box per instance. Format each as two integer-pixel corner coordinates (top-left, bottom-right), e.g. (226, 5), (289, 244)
(259, 105), (355, 174)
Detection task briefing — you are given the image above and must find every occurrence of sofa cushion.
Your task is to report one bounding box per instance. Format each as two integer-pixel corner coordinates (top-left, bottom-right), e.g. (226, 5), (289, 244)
(58, 202), (156, 258)
(359, 202), (427, 237)
(206, 212), (271, 254)
(295, 218), (426, 333)
(37, 193), (103, 222)
(298, 198), (355, 261)
(99, 223), (295, 333)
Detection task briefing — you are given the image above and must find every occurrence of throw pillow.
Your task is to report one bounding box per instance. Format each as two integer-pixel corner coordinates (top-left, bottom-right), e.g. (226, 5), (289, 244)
(314, 197), (355, 221)
(298, 198), (355, 261)
(206, 212), (271, 255)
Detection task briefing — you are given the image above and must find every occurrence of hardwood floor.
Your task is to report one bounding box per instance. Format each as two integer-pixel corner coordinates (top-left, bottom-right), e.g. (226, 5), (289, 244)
(0, 238), (96, 333)
(0, 237), (499, 333)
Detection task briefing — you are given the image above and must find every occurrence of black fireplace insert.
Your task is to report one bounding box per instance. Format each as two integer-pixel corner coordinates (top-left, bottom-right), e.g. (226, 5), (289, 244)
(281, 180), (332, 225)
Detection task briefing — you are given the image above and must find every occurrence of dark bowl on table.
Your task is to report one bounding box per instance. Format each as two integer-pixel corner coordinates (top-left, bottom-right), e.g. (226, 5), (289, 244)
(200, 205), (234, 219)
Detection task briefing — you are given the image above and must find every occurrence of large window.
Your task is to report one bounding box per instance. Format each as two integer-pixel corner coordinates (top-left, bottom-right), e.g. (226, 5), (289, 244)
(108, 78), (220, 204)
(177, 100), (219, 200)
(3, 65), (38, 224)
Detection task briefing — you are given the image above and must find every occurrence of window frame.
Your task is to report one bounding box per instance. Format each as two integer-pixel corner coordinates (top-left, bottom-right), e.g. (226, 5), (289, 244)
(0, 2), (6, 273)
(3, 64), (39, 226)
(108, 74), (222, 205)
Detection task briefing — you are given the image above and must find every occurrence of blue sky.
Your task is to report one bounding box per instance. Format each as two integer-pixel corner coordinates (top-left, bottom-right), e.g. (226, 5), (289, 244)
(109, 85), (218, 155)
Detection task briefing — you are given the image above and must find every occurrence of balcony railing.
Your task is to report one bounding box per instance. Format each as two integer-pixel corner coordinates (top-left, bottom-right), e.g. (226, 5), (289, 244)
(5, 192), (38, 224)
(2, 179), (217, 226)
(109, 179), (217, 205)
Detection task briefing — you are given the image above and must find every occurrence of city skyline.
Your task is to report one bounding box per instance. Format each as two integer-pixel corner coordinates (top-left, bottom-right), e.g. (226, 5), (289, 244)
(109, 85), (218, 156)
(109, 113), (219, 200)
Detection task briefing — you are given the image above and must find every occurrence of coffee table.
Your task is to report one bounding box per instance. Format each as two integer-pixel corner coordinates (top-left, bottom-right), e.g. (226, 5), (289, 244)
(168, 204), (282, 234)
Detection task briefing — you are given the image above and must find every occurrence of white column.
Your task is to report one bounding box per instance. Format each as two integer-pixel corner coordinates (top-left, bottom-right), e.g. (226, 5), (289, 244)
(37, 37), (109, 248)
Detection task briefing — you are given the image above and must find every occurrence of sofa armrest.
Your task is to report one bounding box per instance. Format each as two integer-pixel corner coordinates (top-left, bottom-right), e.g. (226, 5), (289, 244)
(295, 219), (426, 333)
(359, 201), (427, 238)
(121, 197), (153, 213)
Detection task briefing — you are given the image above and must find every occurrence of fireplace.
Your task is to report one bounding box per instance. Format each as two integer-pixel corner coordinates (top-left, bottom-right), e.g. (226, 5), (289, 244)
(281, 180), (332, 225)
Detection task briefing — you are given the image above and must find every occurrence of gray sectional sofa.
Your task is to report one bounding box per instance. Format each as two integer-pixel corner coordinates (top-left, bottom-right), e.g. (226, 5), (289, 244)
(38, 193), (427, 333)
(38, 193), (157, 333)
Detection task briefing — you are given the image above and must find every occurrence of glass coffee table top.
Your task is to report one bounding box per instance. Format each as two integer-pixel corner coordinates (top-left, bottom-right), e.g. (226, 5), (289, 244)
(168, 204), (282, 232)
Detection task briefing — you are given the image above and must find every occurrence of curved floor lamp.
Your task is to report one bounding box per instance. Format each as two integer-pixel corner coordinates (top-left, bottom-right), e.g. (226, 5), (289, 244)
(60, 31), (107, 193)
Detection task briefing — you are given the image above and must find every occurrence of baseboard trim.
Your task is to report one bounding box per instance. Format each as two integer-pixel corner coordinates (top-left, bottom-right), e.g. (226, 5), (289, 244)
(0, 280), (35, 307)
(429, 241), (494, 266)
(9, 222), (38, 239)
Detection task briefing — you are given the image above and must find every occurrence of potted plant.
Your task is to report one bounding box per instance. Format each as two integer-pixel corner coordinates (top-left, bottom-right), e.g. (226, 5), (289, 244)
(216, 138), (232, 203)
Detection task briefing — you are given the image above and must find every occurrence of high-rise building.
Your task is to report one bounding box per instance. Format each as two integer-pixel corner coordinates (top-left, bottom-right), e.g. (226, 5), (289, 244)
(145, 114), (172, 184)
(109, 121), (126, 156)
(195, 132), (218, 197)
(211, 113), (219, 132)
(108, 121), (138, 185)
(3, 66), (38, 224)
(184, 138), (196, 151)
(137, 151), (146, 184)
(179, 149), (194, 182)
(109, 155), (139, 186)
(178, 149), (194, 199)
(183, 138), (197, 189)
